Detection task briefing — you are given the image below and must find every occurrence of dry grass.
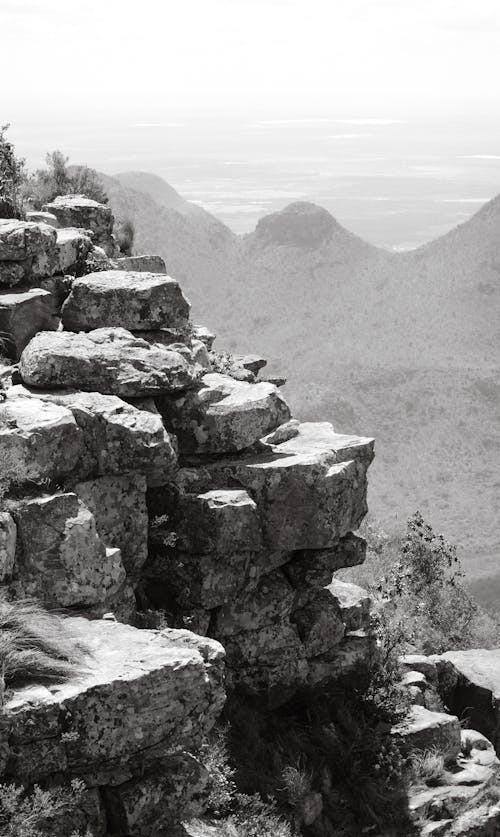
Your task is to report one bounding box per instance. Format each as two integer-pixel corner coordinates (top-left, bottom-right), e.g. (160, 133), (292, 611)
(0, 594), (89, 704)
(409, 749), (446, 787)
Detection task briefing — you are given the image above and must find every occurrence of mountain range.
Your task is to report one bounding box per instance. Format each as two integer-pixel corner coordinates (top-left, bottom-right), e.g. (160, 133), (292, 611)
(99, 170), (500, 609)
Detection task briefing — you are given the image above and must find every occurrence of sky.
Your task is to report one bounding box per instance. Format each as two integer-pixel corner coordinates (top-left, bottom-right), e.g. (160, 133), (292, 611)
(2, 0), (500, 121)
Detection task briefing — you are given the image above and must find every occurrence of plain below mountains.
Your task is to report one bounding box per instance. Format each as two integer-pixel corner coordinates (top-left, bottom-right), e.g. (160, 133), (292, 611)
(101, 171), (500, 609)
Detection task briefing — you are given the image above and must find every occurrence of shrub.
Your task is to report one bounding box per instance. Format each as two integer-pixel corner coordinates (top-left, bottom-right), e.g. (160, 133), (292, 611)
(0, 125), (26, 218)
(115, 218), (135, 255)
(0, 779), (92, 837)
(22, 152), (107, 210)
(343, 512), (498, 655)
(0, 594), (89, 708)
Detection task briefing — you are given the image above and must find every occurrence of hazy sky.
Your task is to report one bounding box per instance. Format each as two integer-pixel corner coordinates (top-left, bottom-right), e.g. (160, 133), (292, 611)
(2, 0), (500, 120)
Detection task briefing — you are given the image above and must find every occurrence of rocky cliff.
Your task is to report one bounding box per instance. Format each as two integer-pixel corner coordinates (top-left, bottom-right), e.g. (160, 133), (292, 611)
(0, 198), (377, 835)
(1, 197), (499, 836)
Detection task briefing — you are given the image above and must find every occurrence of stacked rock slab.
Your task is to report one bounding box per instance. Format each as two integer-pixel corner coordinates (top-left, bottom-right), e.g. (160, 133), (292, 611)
(145, 417), (374, 705)
(42, 194), (118, 256)
(1, 198), (377, 831)
(0, 218), (94, 358)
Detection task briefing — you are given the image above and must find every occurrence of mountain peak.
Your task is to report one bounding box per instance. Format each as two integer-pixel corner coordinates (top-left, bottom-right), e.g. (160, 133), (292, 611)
(254, 201), (342, 247)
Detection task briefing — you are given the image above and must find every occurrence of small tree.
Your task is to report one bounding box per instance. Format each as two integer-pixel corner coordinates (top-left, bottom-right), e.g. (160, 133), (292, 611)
(379, 512), (478, 654)
(0, 125), (26, 218)
(23, 153), (108, 209)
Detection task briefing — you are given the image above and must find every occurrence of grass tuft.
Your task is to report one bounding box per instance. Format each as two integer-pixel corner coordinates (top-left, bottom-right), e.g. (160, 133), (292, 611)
(0, 594), (89, 705)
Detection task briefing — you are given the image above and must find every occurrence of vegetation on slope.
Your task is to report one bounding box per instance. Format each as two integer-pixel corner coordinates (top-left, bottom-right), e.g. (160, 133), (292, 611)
(194, 513), (500, 837)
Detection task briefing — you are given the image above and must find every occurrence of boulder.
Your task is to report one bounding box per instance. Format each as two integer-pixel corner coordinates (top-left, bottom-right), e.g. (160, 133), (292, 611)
(56, 227), (93, 273)
(392, 706), (462, 761)
(192, 324), (216, 350)
(157, 372), (291, 454)
(61, 270), (190, 331)
(75, 474), (148, 575)
(436, 649), (500, 753)
(0, 512), (16, 581)
(326, 578), (371, 631)
(0, 220), (58, 286)
(203, 422), (373, 551)
(0, 288), (59, 359)
(114, 254), (167, 274)
(13, 492), (126, 608)
(1, 391), (82, 486)
(42, 194), (116, 256)
(8, 385), (177, 486)
(19, 328), (198, 397)
(1, 618), (225, 786)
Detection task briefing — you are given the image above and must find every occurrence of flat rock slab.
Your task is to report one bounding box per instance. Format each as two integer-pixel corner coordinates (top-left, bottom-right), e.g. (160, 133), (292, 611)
(6, 385), (177, 486)
(392, 705), (461, 761)
(0, 288), (59, 358)
(114, 254), (167, 274)
(200, 421), (374, 550)
(436, 649), (500, 753)
(62, 270), (190, 331)
(19, 328), (198, 397)
(157, 372), (291, 454)
(2, 618), (225, 785)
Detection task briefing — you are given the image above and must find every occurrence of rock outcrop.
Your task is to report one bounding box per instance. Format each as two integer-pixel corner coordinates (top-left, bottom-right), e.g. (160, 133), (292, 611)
(0, 202), (375, 832)
(1, 618), (225, 835)
(42, 194), (117, 256)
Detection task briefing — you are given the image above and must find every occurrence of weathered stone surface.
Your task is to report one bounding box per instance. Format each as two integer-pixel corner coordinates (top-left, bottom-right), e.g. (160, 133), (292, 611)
(42, 194), (116, 255)
(392, 706), (462, 761)
(233, 354), (268, 375)
(175, 489), (262, 556)
(0, 220), (58, 286)
(203, 422), (373, 551)
(0, 512), (16, 582)
(0, 288), (59, 359)
(192, 324), (216, 350)
(286, 534), (367, 590)
(19, 328), (197, 397)
(408, 727), (500, 836)
(1, 391), (82, 486)
(75, 474), (148, 575)
(436, 649), (500, 754)
(157, 372), (291, 454)
(13, 492), (126, 607)
(191, 338), (211, 369)
(114, 254), (167, 274)
(25, 210), (59, 228)
(327, 578), (371, 632)
(214, 569), (305, 699)
(61, 270), (190, 331)
(2, 618), (225, 785)
(56, 227), (93, 273)
(8, 386), (177, 486)
(291, 585), (345, 657)
(104, 753), (207, 837)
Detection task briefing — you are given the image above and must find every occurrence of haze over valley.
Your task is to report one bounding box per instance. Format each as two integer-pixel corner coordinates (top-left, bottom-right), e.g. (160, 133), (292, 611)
(102, 170), (500, 608)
